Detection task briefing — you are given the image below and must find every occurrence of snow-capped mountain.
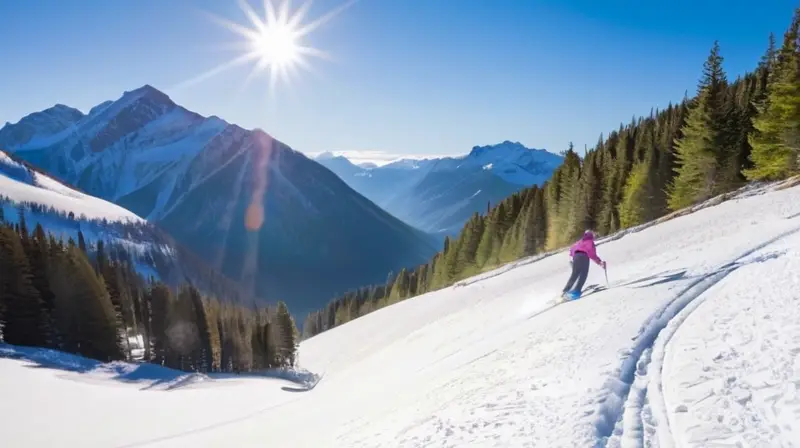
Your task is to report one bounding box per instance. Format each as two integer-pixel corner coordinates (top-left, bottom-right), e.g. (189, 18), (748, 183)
(0, 86), (439, 318)
(315, 142), (563, 236)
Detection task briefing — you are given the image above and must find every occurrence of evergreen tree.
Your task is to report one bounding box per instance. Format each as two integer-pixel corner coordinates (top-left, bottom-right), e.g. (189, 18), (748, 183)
(186, 285), (213, 373)
(0, 226), (48, 347)
(78, 230), (87, 254)
(668, 41), (730, 209)
(454, 214), (485, 277)
(148, 282), (172, 366)
(745, 10), (800, 180)
(49, 246), (124, 361)
(573, 152), (603, 232)
(618, 161), (650, 228)
(475, 203), (504, 267)
(27, 223), (57, 347)
(497, 200), (528, 263)
(548, 147), (582, 247)
(275, 301), (297, 366)
(528, 187), (547, 254)
(170, 286), (202, 371)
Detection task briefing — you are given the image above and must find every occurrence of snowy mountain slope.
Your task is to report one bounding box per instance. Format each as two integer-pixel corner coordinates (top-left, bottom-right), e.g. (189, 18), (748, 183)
(1, 148), (156, 265)
(316, 141), (563, 236)
(0, 150), (144, 223)
(0, 86), (439, 317)
(0, 149), (262, 307)
(0, 104), (83, 148)
(2, 179), (799, 447)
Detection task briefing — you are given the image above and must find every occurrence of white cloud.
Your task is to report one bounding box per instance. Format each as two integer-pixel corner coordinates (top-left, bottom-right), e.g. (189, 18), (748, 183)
(303, 150), (454, 167)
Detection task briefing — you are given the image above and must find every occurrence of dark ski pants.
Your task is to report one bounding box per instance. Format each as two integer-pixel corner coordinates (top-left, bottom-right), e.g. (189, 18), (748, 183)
(563, 252), (590, 294)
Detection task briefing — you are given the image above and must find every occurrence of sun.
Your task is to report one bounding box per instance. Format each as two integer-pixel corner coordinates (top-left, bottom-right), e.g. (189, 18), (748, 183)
(253, 22), (300, 70)
(175, 0), (356, 97)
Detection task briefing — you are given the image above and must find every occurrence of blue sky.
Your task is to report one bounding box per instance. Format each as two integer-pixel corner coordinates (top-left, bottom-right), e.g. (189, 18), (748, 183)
(0, 0), (796, 164)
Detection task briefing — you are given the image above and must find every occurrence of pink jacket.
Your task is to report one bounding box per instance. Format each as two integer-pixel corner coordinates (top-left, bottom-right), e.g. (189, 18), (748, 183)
(570, 234), (603, 264)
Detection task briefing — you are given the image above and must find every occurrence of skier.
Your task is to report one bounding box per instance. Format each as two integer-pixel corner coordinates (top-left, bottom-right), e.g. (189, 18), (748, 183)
(561, 230), (606, 300)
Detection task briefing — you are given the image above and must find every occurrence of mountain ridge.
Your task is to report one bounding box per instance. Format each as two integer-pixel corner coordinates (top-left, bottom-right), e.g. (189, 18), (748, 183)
(315, 141), (563, 235)
(0, 85), (440, 318)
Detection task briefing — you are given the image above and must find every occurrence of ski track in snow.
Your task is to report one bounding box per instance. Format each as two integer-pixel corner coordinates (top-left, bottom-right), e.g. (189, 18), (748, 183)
(658, 232), (800, 448)
(2, 180), (800, 448)
(602, 222), (800, 448)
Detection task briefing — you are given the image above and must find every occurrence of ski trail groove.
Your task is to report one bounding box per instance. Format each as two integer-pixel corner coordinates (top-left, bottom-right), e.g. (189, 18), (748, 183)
(595, 224), (800, 448)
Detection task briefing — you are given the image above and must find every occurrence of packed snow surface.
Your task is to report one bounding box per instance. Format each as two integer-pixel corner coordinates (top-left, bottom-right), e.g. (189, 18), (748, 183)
(2, 180), (800, 447)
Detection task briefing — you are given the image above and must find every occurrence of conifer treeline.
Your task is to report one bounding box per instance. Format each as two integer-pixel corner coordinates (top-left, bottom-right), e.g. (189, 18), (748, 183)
(303, 9), (800, 339)
(0, 210), (298, 373)
(1, 149), (258, 310)
(0, 193), (258, 310)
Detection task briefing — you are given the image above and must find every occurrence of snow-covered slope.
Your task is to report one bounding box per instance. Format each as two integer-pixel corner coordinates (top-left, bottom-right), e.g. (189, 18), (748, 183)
(0, 149), (259, 306)
(0, 150), (143, 223)
(0, 86), (439, 317)
(0, 147), (155, 263)
(316, 142), (563, 236)
(0, 104), (83, 148)
(2, 179), (799, 447)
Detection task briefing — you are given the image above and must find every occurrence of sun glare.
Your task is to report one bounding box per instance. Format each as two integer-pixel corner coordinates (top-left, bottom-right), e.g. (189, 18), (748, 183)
(175, 0), (356, 98)
(254, 24), (300, 69)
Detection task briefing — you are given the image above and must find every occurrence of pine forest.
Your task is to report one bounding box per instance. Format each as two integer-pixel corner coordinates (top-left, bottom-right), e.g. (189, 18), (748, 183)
(0, 210), (299, 373)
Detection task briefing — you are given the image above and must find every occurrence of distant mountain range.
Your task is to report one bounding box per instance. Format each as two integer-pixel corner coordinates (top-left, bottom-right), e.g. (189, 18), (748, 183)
(0, 85), (439, 318)
(314, 142), (563, 236)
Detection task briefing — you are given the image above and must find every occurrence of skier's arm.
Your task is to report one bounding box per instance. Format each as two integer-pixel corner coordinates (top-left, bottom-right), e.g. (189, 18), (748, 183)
(588, 242), (603, 265)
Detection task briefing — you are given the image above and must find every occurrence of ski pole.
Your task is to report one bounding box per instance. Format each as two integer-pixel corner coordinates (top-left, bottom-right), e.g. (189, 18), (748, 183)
(603, 264), (609, 287)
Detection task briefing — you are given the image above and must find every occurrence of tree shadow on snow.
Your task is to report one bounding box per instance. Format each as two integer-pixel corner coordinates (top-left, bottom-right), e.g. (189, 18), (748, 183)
(0, 344), (206, 390)
(0, 343), (322, 392)
(615, 269), (690, 289)
(719, 249), (786, 270)
(615, 249), (786, 292)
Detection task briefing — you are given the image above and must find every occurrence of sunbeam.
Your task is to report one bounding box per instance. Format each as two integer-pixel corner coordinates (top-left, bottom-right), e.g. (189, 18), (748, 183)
(174, 0), (357, 100)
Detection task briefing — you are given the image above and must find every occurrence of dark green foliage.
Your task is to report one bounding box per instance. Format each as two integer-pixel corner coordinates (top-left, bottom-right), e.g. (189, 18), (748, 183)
(745, 9), (800, 180)
(27, 223), (58, 347)
(78, 230), (87, 254)
(275, 301), (298, 367)
(668, 42), (730, 209)
(0, 226), (48, 348)
(0, 217), (297, 373)
(49, 245), (125, 361)
(303, 11), (800, 340)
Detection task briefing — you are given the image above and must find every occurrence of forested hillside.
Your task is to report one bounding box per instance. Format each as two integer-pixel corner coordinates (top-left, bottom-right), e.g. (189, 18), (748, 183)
(303, 9), (800, 338)
(0, 211), (299, 373)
